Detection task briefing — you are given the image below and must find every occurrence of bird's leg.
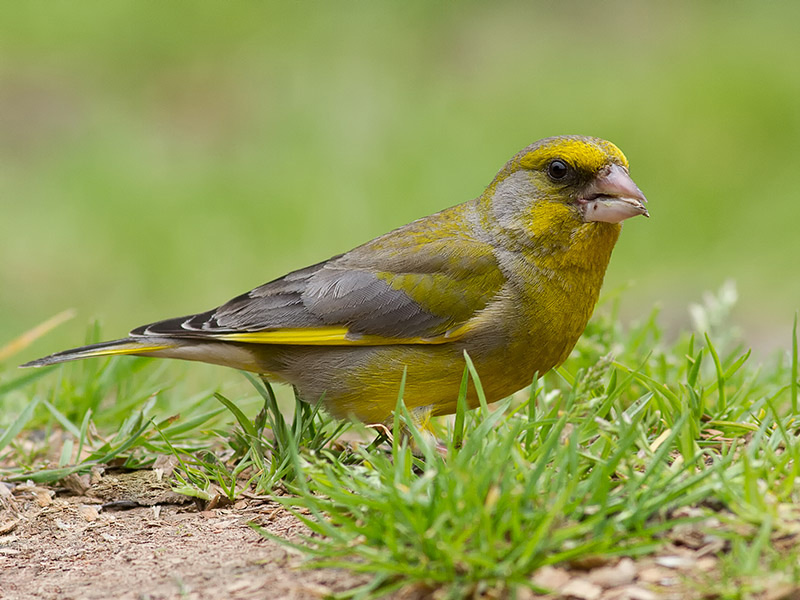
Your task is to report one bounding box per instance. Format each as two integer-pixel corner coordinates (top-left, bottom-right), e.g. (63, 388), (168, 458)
(374, 406), (448, 458)
(364, 423), (393, 452)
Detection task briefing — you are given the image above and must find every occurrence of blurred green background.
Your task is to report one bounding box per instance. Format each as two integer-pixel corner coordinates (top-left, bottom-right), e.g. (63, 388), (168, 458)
(2, 1), (799, 368)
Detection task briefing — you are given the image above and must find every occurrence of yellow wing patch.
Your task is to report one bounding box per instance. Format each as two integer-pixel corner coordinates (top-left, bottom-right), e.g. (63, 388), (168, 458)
(214, 324), (472, 346)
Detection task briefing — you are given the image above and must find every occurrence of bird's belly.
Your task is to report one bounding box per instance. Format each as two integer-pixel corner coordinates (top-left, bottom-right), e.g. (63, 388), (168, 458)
(257, 335), (562, 424)
(255, 274), (599, 424)
(261, 344), (470, 423)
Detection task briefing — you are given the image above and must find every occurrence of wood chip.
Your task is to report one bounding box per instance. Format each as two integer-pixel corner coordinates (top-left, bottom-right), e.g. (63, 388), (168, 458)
(153, 454), (180, 479)
(604, 585), (659, 600)
(206, 493), (234, 511)
(696, 556), (718, 572)
(587, 558), (636, 588)
(774, 533), (800, 552)
(561, 578), (602, 600)
(695, 539), (725, 558)
(79, 505), (99, 522)
(35, 489), (53, 507)
(569, 554), (613, 570)
(668, 524), (707, 549)
(89, 469), (191, 506)
(62, 473), (91, 495)
(90, 466), (105, 484)
(670, 506), (705, 519)
(655, 555), (695, 569)
(532, 565), (571, 591)
(0, 483), (13, 499)
(637, 566), (678, 586)
(0, 520), (19, 535)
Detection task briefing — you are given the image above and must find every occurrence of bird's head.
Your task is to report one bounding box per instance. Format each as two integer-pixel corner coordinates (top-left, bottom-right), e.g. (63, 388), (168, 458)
(485, 136), (648, 238)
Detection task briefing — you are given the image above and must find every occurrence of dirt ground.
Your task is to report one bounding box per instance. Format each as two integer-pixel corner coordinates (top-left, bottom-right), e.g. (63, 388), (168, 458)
(2, 468), (799, 600)
(0, 471), (370, 600)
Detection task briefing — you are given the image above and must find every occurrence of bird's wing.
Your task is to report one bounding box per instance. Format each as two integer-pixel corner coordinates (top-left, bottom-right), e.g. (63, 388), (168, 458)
(133, 236), (504, 346)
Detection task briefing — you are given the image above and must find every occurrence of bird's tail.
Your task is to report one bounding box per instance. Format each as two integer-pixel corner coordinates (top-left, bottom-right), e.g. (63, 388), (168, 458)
(20, 338), (174, 368)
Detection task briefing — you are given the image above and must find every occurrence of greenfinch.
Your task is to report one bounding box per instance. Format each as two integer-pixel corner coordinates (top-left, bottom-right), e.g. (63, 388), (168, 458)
(23, 135), (648, 423)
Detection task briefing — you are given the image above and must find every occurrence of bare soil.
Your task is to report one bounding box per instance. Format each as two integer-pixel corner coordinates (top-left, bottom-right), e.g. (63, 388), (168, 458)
(0, 474), (368, 600)
(2, 469), (798, 600)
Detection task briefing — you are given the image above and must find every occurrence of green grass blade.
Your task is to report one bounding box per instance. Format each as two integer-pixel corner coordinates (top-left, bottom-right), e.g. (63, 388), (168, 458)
(0, 366), (56, 396)
(0, 396), (41, 451)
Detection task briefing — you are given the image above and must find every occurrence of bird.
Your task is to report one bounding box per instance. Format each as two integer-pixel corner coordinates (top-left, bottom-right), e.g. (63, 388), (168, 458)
(22, 135), (648, 424)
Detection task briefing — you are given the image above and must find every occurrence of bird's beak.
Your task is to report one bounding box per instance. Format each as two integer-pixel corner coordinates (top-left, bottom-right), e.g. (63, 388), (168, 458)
(580, 164), (649, 224)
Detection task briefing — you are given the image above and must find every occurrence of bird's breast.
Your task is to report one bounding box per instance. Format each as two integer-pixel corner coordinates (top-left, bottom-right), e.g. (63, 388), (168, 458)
(472, 222), (620, 372)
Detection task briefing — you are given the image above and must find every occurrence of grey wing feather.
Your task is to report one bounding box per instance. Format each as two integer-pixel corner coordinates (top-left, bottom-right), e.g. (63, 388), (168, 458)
(211, 263), (329, 331)
(133, 256), (446, 340)
(301, 266), (445, 338)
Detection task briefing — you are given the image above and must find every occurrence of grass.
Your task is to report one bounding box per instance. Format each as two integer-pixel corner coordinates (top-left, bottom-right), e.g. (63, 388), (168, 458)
(2, 284), (800, 598)
(256, 289), (800, 598)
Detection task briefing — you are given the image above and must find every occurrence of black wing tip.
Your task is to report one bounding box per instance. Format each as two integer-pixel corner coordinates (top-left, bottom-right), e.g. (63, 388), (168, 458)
(18, 338), (137, 369)
(20, 352), (78, 368)
(19, 357), (48, 368)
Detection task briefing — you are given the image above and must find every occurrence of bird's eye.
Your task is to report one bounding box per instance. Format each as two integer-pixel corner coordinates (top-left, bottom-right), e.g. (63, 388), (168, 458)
(547, 159), (569, 181)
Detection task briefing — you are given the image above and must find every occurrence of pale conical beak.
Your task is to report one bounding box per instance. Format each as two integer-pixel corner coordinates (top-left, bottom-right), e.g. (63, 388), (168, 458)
(580, 164), (649, 224)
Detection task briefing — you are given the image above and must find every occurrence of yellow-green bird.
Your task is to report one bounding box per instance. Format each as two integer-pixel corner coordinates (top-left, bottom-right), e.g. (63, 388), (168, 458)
(23, 136), (648, 423)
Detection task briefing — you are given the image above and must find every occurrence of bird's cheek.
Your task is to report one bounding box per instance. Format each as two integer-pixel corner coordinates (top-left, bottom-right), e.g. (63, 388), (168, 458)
(519, 201), (580, 239)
